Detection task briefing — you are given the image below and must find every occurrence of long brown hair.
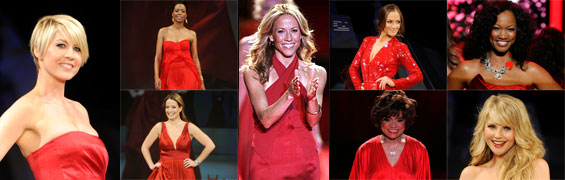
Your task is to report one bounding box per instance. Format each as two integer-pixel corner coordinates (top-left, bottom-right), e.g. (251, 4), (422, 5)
(244, 4), (317, 84)
(376, 4), (405, 37)
(163, 93), (189, 122)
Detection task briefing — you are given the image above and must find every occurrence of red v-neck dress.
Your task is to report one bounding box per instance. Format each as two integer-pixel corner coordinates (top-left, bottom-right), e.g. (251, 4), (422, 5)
(26, 131), (108, 180)
(160, 40), (202, 90)
(148, 122), (194, 179)
(249, 56), (320, 179)
(349, 36), (423, 90)
(349, 135), (430, 180)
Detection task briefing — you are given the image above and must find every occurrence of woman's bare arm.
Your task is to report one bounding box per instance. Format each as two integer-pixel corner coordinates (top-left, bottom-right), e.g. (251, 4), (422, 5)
(141, 123), (161, 170)
(154, 28), (165, 90)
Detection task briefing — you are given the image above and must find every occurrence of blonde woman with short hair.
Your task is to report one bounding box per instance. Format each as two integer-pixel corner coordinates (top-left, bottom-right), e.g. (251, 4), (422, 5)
(0, 14), (108, 179)
(460, 94), (549, 180)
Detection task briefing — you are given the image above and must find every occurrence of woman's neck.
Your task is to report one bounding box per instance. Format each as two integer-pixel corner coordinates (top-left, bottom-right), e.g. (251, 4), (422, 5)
(381, 134), (404, 144)
(168, 117), (183, 124)
(31, 70), (66, 102)
(488, 50), (513, 65)
(171, 22), (184, 29)
(379, 34), (393, 43)
(274, 52), (296, 68)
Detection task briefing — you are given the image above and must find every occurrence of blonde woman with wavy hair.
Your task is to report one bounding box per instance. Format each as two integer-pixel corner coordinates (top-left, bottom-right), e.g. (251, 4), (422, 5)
(460, 94), (549, 180)
(240, 3), (327, 179)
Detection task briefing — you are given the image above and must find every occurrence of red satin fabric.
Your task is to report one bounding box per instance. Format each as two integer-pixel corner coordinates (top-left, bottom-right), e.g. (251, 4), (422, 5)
(467, 74), (535, 90)
(349, 36), (423, 90)
(148, 122), (195, 179)
(160, 40), (201, 90)
(247, 56), (320, 180)
(26, 131), (108, 180)
(349, 135), (430, 180)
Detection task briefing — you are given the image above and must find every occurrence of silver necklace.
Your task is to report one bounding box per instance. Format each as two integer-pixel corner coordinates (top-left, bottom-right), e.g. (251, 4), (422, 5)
(485, 56), (512, 79)
(381, 135), (406, 157)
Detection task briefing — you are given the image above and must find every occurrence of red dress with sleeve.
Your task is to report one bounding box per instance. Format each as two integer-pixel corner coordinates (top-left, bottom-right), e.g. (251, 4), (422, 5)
(26, 131), (109, 180)
(160, 40), (201, 90)
(248, 56), (320, 180)
(349, 135), (430, 180)
(466, 74), (535, 90)
(148, 122), (194, 180)
(349, 36), (423, 90)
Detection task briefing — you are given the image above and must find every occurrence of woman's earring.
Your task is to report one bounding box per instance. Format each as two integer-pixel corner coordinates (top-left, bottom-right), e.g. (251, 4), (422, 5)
(172, 18), (175, 23)
(185, 19), (188, 24)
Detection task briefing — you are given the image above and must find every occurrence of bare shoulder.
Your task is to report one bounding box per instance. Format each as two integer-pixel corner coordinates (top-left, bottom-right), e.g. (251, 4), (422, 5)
(533, 158), (550, 172)
(158, 27), (169, 35)
(460, 166), (479, 180)
(301, 61), (327, 78)
(68, 99), (88, 114)
(523, 61), (549, 75)
(1, 94), (39, 122)
(187, 29), (196, 36)
(239, 35), (256, 47)
(242, 66), (259, 80)
(451, 59), (480, 77)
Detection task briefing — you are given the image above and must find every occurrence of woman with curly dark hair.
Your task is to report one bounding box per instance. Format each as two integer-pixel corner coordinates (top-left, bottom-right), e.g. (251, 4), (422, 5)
(528, 27), (564, 88)
(447, 1), (561, 90)
(349, 90), (430, 179)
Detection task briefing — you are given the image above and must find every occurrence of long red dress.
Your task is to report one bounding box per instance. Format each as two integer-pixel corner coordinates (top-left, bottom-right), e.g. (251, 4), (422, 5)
(349, 135), (430, 180)
(349, 36), (423, 90)
(26, 131), (109, 180)
(160, 40), (201, 90)
(466, 74), (534, 90)
(148, 122), (195, 179)
(248, 56), (320, 179)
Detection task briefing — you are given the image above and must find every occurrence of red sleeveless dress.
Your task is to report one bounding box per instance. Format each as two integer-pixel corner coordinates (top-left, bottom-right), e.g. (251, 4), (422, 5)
(148, 122), (194, 180)
(249, 56), (320, 179)
(466, 74), (535, 90)
(160, 40), (201, 90)
(26, 131), (109, 180)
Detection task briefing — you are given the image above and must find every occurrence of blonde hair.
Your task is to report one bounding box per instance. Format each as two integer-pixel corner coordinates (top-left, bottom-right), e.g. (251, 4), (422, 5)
(469, 94), (545, 180)
(163, 93), (189, 122)
(29, 14), (89, 71)
(252, 0), (296, 21)
(245, 4), (317, 84)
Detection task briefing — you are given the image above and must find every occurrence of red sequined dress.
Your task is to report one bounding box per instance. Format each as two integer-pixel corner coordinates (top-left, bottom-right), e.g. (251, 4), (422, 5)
(349, 36), (423, 90)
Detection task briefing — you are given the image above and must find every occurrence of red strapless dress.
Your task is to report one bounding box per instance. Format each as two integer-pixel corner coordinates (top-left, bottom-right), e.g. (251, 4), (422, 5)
(349, 36), (423, 90)
(349, 135), (430, 180)
(248, 56), (320, 180)
(26, 131), (108, 180)
(148, 122), (195, 180)
(466, 74), (535, 90)
(160, 40), (201, 90)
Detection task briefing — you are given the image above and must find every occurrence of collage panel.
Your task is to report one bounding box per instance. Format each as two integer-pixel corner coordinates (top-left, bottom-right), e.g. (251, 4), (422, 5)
(238, 0), (330, 179)
(330, 90), (447, 179)
(120, 0), (238, 90)
(448, 91), (564, 179)
(0, 1), (119, 179)
(447, 0), (563, 90)
(120, 90), (237, 179)
(330, 1), (447, 90)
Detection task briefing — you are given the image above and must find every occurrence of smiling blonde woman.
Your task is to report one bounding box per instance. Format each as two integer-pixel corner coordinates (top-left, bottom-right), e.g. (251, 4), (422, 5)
(460, 94), (549, 180)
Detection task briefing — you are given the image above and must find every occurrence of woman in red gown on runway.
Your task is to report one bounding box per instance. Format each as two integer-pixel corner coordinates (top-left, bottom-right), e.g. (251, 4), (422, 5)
(350, 90), (430, 179)
(141, 93), (215, 180)
(349, 4), (422, 90)
(0, 15), (108, 179)
(154, 1), (205, 90)
(241, 4), (327, 179)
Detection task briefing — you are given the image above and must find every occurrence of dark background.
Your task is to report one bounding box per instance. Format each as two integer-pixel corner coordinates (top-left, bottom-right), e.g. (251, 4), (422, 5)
(0, 1), (120, 179)
(120, 0), (238, 90)
(330, 1), (447, 90)
(447, 91), (565, 179)
(330, 90), (447, 179)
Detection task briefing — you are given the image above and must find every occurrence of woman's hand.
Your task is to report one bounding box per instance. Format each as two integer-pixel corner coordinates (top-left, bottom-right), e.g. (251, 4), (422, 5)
(151, 162), (162, 170)
(287, 70), (301, 100)
(154, 78), (161, 90)
(376, 76), (395, 90)
(307, 78), (319, 101)
(184, 158), (199, 168)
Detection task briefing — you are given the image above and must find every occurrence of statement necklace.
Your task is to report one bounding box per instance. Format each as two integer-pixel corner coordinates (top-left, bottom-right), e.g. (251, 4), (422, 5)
(485, 56), (513, 79)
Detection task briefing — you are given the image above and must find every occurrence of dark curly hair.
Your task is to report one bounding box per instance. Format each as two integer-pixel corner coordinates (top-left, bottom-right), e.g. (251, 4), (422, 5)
(371, 90), (417, 129)
(528, 27), (564, 86)
(463, 1), (535, 70)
